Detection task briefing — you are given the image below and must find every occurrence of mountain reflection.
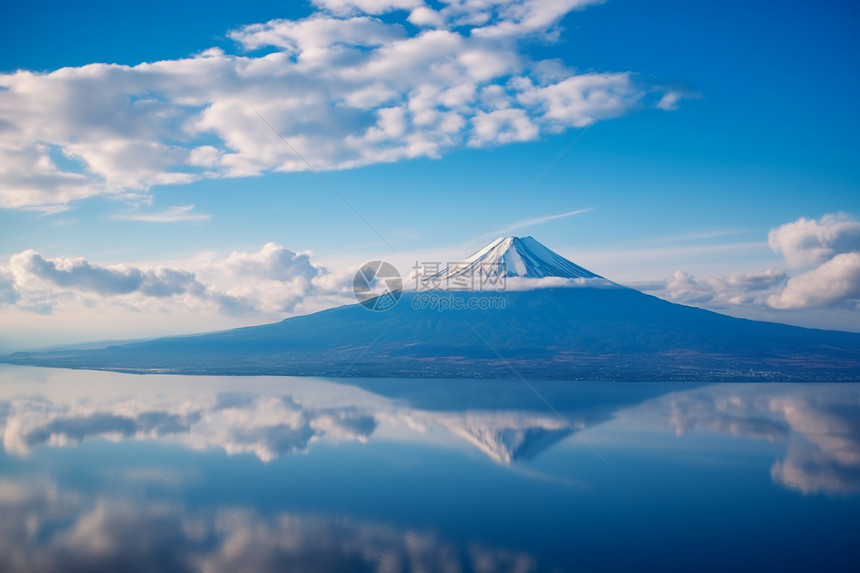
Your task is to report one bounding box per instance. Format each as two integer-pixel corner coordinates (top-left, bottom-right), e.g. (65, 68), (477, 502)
(1, 367), (859, 495)
(0, 370), (611, 466)
(2, 390), (584, 465)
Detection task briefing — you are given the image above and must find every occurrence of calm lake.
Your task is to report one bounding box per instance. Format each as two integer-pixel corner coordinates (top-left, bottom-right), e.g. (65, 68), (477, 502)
(0, 365), (858, 572)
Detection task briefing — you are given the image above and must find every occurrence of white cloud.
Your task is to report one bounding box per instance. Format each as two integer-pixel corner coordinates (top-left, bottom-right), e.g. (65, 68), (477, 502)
(311, 0), (423, 16)
(768, 212), (860, 268)
(449, 0), (605, 37)
(10, 250), (207, 298)
(516, 72), (644, 128)
(200, 242), (352, 314)
(0, 1), (677, 212)
(312, 0), (607, 34)
(656, 91), (682, 111)
(215, 242), (319, 282)
(229, 15), (404, 53)
(408, 6), (446, 27)
(470, 107), (539, 146)
(767, 252), (860, 310)
(765, 213), (860, 310)
(639, 213), (860, 314)
(646, 268), (787, 308)
(0, 270), (18, 306)
(503, 276), (616, 290)
(1, 243), (354, 318)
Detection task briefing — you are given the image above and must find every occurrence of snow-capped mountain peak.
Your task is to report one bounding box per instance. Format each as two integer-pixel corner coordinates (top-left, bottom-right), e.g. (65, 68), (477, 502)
(424, 236), (603, 283)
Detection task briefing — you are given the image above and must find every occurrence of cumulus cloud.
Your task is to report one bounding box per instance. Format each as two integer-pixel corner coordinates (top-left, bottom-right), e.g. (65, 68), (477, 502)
(201, 242), (355, 314)
(768, 213), (860, 268)
(10, 250), (207, 298)
(408, 6), (446, 27)
(470, 107), (539, 146)
(764, 214), (860, 310)
(454, 0), (605, 37)
(0, 243), (353, 317)
(216, 242), (319, 282)
(311, 0), (424, 17)
(515, 72), (645, 128)
(0, 0), (678, 212)
(0, 269), (19, 306)
(640, 213), (860, 313)
(767, 252), (860, 310)
(313, 0), (607, 35)
(647, 268), (787, 308)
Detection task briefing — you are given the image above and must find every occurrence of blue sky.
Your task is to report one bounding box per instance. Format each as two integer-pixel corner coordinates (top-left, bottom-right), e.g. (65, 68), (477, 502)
(1, 0), (858, 350)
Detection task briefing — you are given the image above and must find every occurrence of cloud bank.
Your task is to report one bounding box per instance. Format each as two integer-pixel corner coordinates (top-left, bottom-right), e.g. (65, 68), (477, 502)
(3, 214), (857, 344)
(0, 243), (355, 319)
(640, 213), (860, 314)
(0, 0), (679, 212)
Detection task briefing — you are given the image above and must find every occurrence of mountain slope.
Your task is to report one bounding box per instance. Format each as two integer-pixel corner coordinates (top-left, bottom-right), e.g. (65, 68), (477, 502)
(4, 287), (859, 381)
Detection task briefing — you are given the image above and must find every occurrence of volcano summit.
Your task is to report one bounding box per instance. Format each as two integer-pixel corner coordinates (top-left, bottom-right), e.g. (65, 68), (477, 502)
(425, 236), (606, 282)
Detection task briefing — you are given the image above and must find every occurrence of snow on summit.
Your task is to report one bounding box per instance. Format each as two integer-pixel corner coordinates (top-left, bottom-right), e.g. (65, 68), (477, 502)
(424, 236), (610, 287)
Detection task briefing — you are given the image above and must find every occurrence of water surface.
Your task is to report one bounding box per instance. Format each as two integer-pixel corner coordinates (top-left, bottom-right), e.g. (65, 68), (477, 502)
(0, 365), (858, 572)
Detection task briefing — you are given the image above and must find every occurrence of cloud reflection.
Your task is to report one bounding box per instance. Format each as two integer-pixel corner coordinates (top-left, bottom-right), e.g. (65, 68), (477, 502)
(2, 393), (379, 463)
(0, 383), (586, 466)
(642, 385), (860, 495)
(3, 368), (858, 495)
(0, 478), (536, 573)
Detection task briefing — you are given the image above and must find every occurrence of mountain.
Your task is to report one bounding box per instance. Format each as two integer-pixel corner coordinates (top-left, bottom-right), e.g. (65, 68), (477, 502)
(3, 237), (860, 381)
